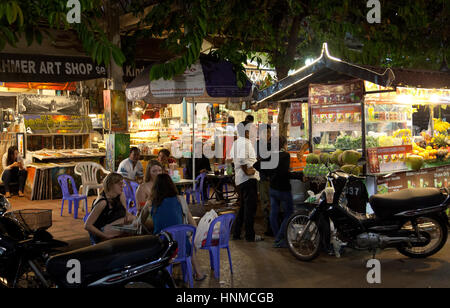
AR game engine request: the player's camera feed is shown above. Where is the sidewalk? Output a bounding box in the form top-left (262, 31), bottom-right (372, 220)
top-left (8, 195), bottom-right (95, 248)
top-left (4, 194), bottom-right (450, 288)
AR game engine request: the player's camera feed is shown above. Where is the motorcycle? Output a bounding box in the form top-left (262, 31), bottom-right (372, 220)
top-left (0, 196), bottom-right (178, 288)
top-left (286, 162), bottom-right (449, 261)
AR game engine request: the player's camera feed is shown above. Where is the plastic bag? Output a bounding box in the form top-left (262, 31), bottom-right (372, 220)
top-left (304, 190), bottom-right (323, 204)
top-left (194, 209), bottom-right (220, 249)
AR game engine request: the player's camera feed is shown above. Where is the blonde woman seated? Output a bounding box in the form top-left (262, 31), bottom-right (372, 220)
top-left (85, 172), bottom-right (136, 245)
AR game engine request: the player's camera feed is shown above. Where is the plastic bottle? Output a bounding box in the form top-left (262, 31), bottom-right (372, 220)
top-left (226, 163), bottom-right (233, 175)
top-left (330, 235), bottom-right (341, 258)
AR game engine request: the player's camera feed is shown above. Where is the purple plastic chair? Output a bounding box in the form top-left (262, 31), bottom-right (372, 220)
top-left (200, 213), bottom-right (235, 280)
top-left (185, 173), bottom-right (207, 205)
top-left (57, 175), bottom-right (89, 221)
top-left (123, 180), bottom-right (138, 215)
top-left (162, 224), bottom-right (197, 288)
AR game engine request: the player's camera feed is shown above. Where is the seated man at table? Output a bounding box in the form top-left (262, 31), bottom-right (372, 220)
top-left (117, 147), bottom-right (144, 183)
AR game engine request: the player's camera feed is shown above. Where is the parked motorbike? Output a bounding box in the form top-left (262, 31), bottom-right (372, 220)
top-left (286, 162), bottom-right (449, 261)
top-left (0, 196), bottom-right (178, 288)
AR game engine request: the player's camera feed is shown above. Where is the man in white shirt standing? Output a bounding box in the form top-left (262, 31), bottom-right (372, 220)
top-left (117, 147), bottom-right (144, 183)
top-left (230, 121), bottom-right (263, 242)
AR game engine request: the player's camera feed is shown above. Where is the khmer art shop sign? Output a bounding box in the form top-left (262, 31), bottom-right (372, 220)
top-left (0, 53), bottom-right (153, 83)
top-left (0, 53), bottom-right (107, 82)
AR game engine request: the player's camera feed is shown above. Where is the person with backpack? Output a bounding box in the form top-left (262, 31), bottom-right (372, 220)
top-left (84, 172), bottom-right (136, 245)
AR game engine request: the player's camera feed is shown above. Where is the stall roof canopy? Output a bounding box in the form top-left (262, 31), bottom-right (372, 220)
top-left (254, 43), bottom-right (450, 104)
top-left (360, 65), bottom-right (450, 90)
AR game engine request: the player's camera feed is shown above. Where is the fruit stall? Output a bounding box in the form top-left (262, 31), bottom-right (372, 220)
top-left (303, 79), bottom-right (450, 196)
top-left (254, 44), bottom-right (450, 199)
top-left (364, 84), bottom-right (450, 195)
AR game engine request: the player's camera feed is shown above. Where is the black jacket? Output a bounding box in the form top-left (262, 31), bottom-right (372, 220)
top-left (254, 151), bottom-right (302, 192)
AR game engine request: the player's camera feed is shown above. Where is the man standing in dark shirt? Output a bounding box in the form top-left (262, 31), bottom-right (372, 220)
top-left (254, 136), bottom-right (294, 248)
top-left (256, 124), bottom-right (273, 236)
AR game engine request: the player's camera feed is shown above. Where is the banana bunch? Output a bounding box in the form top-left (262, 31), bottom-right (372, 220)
top-left (433, 118), bottom-right (450, 133)
top-left (393, 129), bottom-right (411, 144)
top-left (412, 141), bottom-right (425, 152)
top-left (431, 133), bottom-right (448, 148)
top-left (393, 128), bottom-right (411, 137)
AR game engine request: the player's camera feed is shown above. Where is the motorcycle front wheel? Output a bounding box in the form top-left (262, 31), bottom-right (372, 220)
top-left (396, 215), bottom-right (448, 258)
top-left (286, 209), bottom-right (321, 261)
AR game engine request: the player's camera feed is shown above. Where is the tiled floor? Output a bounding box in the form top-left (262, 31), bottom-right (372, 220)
top-left (9, 194), bottom-right (94, 247)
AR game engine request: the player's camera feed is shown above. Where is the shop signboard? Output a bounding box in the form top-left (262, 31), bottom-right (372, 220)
top-left (122, 60), bottom-right (154, 83)
top-left (0, 53), bottom-right (107, 82)
top-left (309, 79), bottom-right (365, 106)
top-left (376, 173), bottom-right (405, 194)
top-left (17, 94), bottom-right (86, 115)
top-left (105, 134), bottom-right (115, 172)
top-left (103, 90), bottom-right (127, 132)
top-left (24, 114), bottom-right (92, 134)
top-left (0, 53), bottom-right (154, 83)
top-left (431, 166), bottom-right (450, 188)
top-left (405, 169), bottom-right (436, 189)
top-left (376, 166), bottom-right (450, 194)
top-left (367, 145), bottom-right (412, 174)
top-left (105, 133), bottom-right (130, 172)
top-left (311, 105), bottom-right (361, 132)
top-left (150, 62), bottom-right (205, 98)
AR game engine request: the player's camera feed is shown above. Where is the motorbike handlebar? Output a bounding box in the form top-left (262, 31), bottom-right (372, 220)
top-left (159, 231), bottom-right (174, 244)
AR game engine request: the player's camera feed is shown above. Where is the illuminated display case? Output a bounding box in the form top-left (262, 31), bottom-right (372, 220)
top-left (306, 79), bottom-right (450, 194)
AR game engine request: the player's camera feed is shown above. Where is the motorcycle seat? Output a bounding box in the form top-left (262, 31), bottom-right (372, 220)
top-left (369, 188), bottom-right (445, 218)
top-left (46, 235), bottom-right (167, 287)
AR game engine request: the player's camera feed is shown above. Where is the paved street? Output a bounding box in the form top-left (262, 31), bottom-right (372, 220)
top-left (9, 195), bottom-right (450, 288)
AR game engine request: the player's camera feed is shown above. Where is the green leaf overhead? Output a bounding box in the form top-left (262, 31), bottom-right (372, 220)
top-left (0, 0), bottom-right (446, 94)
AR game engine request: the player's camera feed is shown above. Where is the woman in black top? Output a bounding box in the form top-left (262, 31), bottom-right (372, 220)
top-left (2, 146), bottom-right (28, 198)
top-left (254, 136), bottom-right (294, 248)
top-left (84, 172), bottom-right (136, 244)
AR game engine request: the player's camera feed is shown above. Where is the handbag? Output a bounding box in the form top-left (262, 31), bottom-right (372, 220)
top-left (194, 209), bottom-right (220, 249)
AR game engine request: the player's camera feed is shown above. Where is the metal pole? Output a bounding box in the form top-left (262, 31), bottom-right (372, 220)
top-left (361, 97), bottom-right (367, 174)
top-left (192, 99), bottom-right (196, 193)
top-left (183, 98), bottom-right (188, 124)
